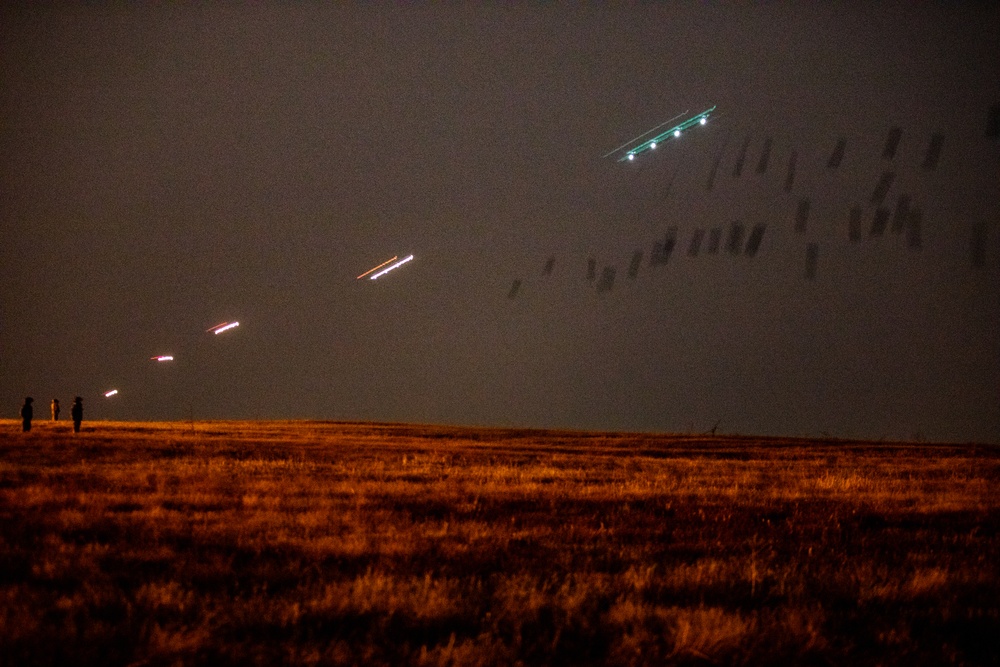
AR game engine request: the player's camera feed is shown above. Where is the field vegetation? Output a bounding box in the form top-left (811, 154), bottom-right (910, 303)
top-left (1, 419), bottom-right (998, 665)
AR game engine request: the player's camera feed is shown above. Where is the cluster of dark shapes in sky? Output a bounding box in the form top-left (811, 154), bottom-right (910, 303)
top-left (507, 115), bottom-right (998, 299)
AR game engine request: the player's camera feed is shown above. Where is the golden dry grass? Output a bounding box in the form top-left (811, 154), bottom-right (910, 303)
top-left (1, 419), bottom-right (998, 665)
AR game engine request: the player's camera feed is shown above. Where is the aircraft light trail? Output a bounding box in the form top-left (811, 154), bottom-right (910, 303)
top-left (370, 254), bottom-right (414, 280)
top-left (612, 106), bottom-right (717, 162)
top-left (601, 111), bottom-right (686, 158)
top-left (357, 256), bottom-right (398, 280)
top-left (104, 389), bottom-right (119, 398)
top-left (208, 321), bottom-right (240, 335)
top-left (151, 355), bottom-right (174, 362)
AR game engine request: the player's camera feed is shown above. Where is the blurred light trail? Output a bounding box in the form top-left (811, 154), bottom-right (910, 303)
top-left (208, 321), bottom-right (240, 335)
top-left (370, 254), bottom-right (414, 280)
top-left (151, 355), bottom-right (174, 362)
top-left (610, 106), bottom-right (717, 162)
top-left (357, 256), bottom-right (398, 279)
top-left (104, 389), bottom-right (119, 398)
top-left (601, 111), bottom-right (686, 158)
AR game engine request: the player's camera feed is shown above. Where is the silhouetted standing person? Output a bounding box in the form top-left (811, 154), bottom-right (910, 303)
top-left (71, 396), bottom-right (83, 433)
top-left (20, 397), bottom-right (33, 432)
top-left (51, 398), bottom-right (60, 421)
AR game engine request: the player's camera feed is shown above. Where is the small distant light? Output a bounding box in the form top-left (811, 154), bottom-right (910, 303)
top-left (674, 130), bottom-right (681, 137)
top-left (104, 389), bottom-right (119, 398)
top-left (650, 142), bottom-right (657, 150)
top-left (700, 117), bottom-right (707, 125)
top-left (627, 153), bottom-right (634, 161)
top-left (151, 355), bottom-right (174, 362)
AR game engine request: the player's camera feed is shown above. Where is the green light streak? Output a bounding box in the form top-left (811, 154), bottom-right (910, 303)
top-left (617, 106), bottom-right (717, 162)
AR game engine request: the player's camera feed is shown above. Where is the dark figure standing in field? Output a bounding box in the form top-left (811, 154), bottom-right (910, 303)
top-left (71, 396), bottom-right (83, 433)
top-left (20, 397), bottom-right (33, 432)
top-left (51, 398), bottom-right (60, 421)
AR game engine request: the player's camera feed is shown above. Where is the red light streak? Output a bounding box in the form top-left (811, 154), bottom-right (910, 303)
top-left (357, 256), bottom-right (398, 280)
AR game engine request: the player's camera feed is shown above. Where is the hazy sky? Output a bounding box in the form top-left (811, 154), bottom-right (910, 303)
top-left (2, 4), bottom-right (998, 442)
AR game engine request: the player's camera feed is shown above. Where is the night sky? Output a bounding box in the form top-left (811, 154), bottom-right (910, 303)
top-left (2, 4), bottom-right (998, 442)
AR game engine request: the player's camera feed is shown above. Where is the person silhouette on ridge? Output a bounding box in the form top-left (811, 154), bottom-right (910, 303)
top-left (20, 397), bottom-right (33, 432)
top-left (71, 396), bottom-right (83, 433)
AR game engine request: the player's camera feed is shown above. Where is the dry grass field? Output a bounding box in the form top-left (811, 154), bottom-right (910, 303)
top-left (0, 419), bottom-right (997, 666)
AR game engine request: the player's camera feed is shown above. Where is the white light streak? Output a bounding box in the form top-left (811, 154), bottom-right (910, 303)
top-left (369, 254), bottom-right (414, 280)
top-left (208, 321), bottom-right (240, 335)
top-left (357, 256), bottom-right (398, 280)
top-left (151, 355), bottom-right (174, 362)
top-left (104, 389), bottom-right (119, 398)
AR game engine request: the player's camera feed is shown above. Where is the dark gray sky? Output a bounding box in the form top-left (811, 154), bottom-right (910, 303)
top-left (2, 4), bottom-right (998, 442)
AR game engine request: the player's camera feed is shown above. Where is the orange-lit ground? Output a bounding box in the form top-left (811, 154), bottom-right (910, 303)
top-left (1, 420), bottom-right (997, 665)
